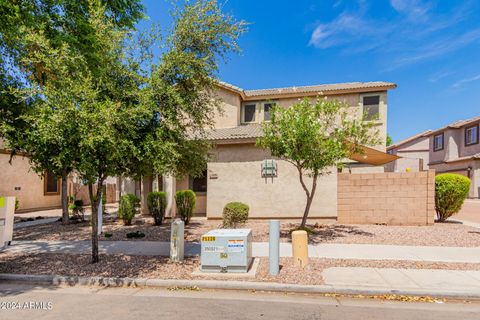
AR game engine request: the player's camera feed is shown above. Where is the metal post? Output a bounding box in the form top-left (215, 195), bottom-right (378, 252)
top-left (269, 219), bottom-right (280, 275)
top-left (97, 194), bottom-right (103, 235)
top-left (170, 219), bottom-right (184, 262)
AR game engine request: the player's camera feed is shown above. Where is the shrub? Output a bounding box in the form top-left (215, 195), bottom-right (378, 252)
top-left (175, 190), bottom-right (196, 224)
top-left (126, 231), bottom-right (145, 239)
top-left (147, 192), bottom-right (167, 225)
top-left (15, 198), bottom-right (19, 211)
top-left (118, 194), bottom-right (140, 225)
top-left (222, 202), bottom-right (249, 228)
top-left (435, 173), bottom-right (471, 222)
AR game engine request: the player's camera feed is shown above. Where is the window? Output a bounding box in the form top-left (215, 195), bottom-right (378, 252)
top-left (190, 170), bottom-right (207, 193)
top-left (465, 124), bottom-right (479, 146)
top-left (242, 104), bottom-right (256, 123)
top-left (44, 171), bottom-right (59, 195)
top-left (362, 95), bottom-right (380, 121)
top-left (433, 133), bottom-right (444, 151)
top-left (263, 103), bottom-right (273, 121)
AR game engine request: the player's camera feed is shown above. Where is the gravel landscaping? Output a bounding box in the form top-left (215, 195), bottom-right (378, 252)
top-left (13, 216), bottom-right (480, 247)
top-left (1, 253), bottom-right (480, 285)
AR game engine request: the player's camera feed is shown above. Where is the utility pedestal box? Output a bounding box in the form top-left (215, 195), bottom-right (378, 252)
top-left (201, 229), bottom-right (252, 273)
top-left (0, 197), bottom-right (15, 249)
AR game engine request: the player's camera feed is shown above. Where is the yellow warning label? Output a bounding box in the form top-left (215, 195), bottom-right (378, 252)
top-left (202, 236), bottom-right (216, 242)
top-left (0, 197), bottom-right (4, 208)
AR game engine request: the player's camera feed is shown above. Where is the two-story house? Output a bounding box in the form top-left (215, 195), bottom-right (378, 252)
top-left (148, 81), bottom-right (397, 219)
top-left (428, 117), bottom-right (480, 198)
top-left (387, 116), bottom-right (480, 199)
top-left (385, 130), bottom-right (432, 172)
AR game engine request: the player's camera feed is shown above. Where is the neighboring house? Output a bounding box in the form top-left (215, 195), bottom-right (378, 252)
top-left (139, 81), bottom-right (397, 219)
top-left (387, 116), bottom-right (480, 198)
top-left (428, 117), bottom-right (480, 199)
top-left (0, 139), bottom-right (119, 212)
top-left (385, 130), bottom-right (432, 172)
top-left (0, 139), bottom-right (61, 212)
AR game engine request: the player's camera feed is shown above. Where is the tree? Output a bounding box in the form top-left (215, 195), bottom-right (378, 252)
top-left (257, 98), bottom-right (380, 228)
top-left (386, 134), bottom-right (393, 146)
top-left (0, 0), bottom-right (144, 224)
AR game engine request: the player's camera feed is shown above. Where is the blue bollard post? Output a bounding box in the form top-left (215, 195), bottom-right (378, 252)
top-left (269, 219), bottom-right (280, 276)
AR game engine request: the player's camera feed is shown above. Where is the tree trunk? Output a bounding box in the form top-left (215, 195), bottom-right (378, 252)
top-left (88, 183), bottom-right (99, 263)
top-left (61, 170), bottom-right (69, 225)
top-left (298, 168), bottom-right (319, 228)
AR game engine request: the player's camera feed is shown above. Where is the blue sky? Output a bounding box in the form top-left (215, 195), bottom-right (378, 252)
top-left (140, 0), bottom-right (480, 142)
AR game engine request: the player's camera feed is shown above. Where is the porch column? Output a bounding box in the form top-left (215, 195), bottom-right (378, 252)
top-left (141, 176), bottom-right (153, 215)
top-left (164, 175), bottom-right (176, 218)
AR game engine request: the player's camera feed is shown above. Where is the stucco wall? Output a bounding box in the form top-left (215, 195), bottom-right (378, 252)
top-left (275, 92), bottom-right (388, 151)
top-left (337, 171), bottom-right (435, 225)
top-left (175, 176), bottom-right (207, 215)
top-left (206, 143), bottom-right (337, 219)
top-left (460, 121), bottom-right (480, 157)
top-left (0, 153), bottom-right (61, 211)
top-left (386, 135), bottom-right (430, 172)
top-left (207, 161), bottom-right (337, 219)
top-left (212, 88), bottom-right (241, 129)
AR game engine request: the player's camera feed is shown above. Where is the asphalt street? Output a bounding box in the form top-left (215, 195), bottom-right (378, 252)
top-left (1, 282), bottom-right (479, 320)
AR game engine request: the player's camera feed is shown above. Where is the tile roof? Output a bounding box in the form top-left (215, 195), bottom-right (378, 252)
top-left (244, 82), bottom-right (396, 97)
top-left (387, 130), bottom-right (432, 150)
top-left (430, 116), bottom-right (480, 134)
top-left (216, 81), bottom-right (397, 99)
top-left (205, 124), bottom-right (263, 141)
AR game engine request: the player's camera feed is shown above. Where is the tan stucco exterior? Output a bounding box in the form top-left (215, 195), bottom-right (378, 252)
top-left (388, 118), bottom-right (479, 198)
top-left (0, 152), bottom-right (61, 211)
top-left (206, 143), bottom-right (337, 219)
top-left (386, 133), bottom-right (430, 173)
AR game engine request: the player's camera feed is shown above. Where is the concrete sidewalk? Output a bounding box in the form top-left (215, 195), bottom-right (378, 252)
top-left (322, 267), bottom-right (480, 297)
top-left (5, 240), bottom-right (480, 263)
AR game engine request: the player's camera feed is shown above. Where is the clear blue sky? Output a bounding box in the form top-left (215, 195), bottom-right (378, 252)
top-left (140, 0), bottom-right (480, 142)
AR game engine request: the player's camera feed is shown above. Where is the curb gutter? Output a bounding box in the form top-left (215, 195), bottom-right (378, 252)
top-left (1, 273), bottom-right (479, 300)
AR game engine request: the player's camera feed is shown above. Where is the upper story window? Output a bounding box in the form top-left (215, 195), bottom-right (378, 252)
top-left (433, 133), bottom-right (444, 152)
top-left (362, 95), bottom-right (380, 121)
top-left (263, 103), bottom-right (273, 121)
top-left (242, 104), bottom-right (256, 123)
top-left (465, 124), bottom-right (479, 146)
top-left (241, 102), bottom-right (275, 124)
top-left (44, 171), bottom-right (59, 195)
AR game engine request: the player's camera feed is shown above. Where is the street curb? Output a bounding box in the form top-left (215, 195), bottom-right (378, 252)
top-left (1, 273), bottom-right (480, 300)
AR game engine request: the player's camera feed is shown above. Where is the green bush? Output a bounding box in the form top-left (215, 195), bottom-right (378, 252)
top-left (118, 194), bottom-right (140, 225)
top-left (435, 173), bottom-right (471, 222)
top-left (15, 198), bottom-right (19, 211)
top-left (126, 231), bottom-right (145, 239)
top-left (148, 192), bottom-right (167, 225)
top-left (175, 190), bottom-right (196, 225)
top-left (222, 202), bottom-right (249, 228)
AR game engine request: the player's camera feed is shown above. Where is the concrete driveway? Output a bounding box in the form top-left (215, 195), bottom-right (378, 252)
top-left (455, 199), bottom-right (480, 223)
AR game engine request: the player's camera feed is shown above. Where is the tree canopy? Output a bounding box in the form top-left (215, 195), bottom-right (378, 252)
top-left (257, 98), bottom-right (380, 227)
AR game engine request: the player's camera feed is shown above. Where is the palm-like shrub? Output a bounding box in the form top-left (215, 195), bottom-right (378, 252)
top-left (147, 191), bottom-right (167, 225)
top-left (435, 173), bottom-right (470, 222)
top-left (175, 190), bottom-right (196, 224)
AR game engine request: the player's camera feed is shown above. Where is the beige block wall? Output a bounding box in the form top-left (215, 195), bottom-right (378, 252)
top-left (337, 170), bottom-right (435, 225)
top-left (206, 160), bottom-right (337, 219)
top-left (0, 153), bottom-right (61, 211)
